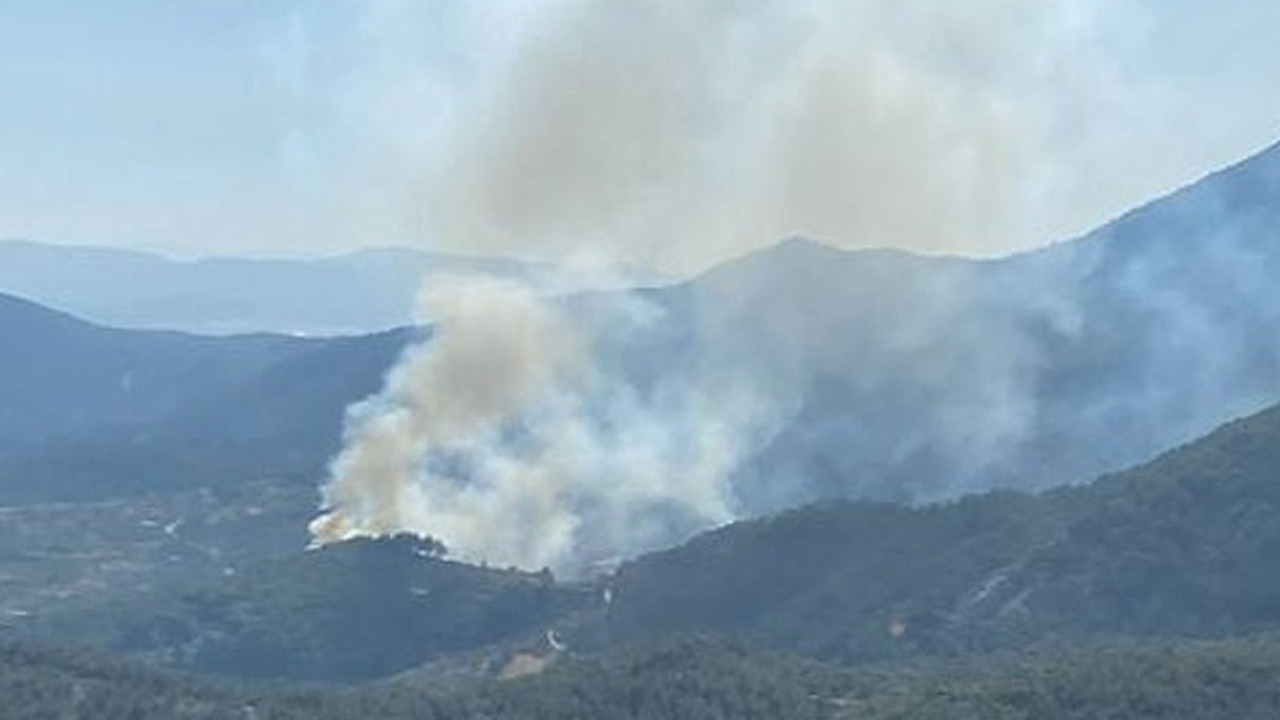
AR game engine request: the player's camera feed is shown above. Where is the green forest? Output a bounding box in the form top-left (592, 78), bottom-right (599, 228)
top-left (5, 6), bottom-right (1280, 718)
top-left (4, 634), bottom-right (1280, 720)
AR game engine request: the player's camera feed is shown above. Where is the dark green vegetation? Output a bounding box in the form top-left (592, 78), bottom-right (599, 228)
top-left (14, 535), bottom-right (594, 683)
top-left (593, 401), bottom-right (1280, 663)
top-left (0, 636), bottom-right (826, 720)
top-left (4, 634), bottom-right (1280, 720)
top-left (0, 292), bottom-right (409, 503)
top-left (823, 635), bottom-right (1280, 720)
top-left (7, 397), bottom-right (1279, 688)
top-left (152, 536), bottom-right (589, 682)
top-left (0, 481), bottom-right (314, 641)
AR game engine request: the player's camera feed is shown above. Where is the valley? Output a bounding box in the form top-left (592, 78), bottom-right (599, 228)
top-left (5, 2), bottom-right (1279, 715)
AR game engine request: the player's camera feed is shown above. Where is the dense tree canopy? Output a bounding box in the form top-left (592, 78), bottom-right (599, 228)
top-left (5, 634), bottom-right (1280, 720)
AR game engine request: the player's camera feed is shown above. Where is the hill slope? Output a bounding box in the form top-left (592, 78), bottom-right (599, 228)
top-left (6, 140), bottom-right (1280, 515)
top-left (591, 400), bottom-right (1280, 663)
top-left (0, 292), bottom-right (409, 502)
top-left (3, 634), bottom-right (1280, 720)
top-left (9, 399), bottom-right (1280, 684)
top-left (3, 139), bottom-right (1280, 565)
top-left (602, 138), bottom-right (1280, 512)
top-left (10, 534), bottom-right (594, 683)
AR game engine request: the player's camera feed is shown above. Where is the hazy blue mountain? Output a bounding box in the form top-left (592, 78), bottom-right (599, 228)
top-left (0, 292), bottom-right (305, 444)
top-left (0, 242), bottom-right (664, 336)
top-left (3, 138), bottom-right (1279, 539)
top-left (0, 292), bottom-right (409, 502)
top-left (602, 138), bottom-right (1280, 513)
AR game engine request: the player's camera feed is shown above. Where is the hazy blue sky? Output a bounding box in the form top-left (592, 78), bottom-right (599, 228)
top-left (2, 1), bottom-right (1278, 272)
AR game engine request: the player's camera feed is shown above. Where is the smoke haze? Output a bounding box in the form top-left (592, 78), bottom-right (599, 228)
top-left (312, 280), bottom-right (774, 572)
top-left (335, 0), bottom-right (1280, 273)
top-left (8, 2), bottom-right (1280, 261)
top-left (311, 1), bottom-right (1280, 572)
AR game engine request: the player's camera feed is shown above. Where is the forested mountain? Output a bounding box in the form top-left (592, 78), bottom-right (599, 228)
top-left (0, 291), bottom-right (409, 502)
top-left (630, 138), bottom-right (1280, 513)
top-left (17, 535), bottom-right (592, 683)
top-left (4, 634), bottom-right (1280, 720)
top-left (6, 398), bottom-right (1278, 685)
top-left (0, 292), bottom-right (304, 446)
top-left (6, 3), bottom-right (1277, 715)
top-left (2, 139), bottom-right (1279, 696)
top-left (591, 400), bottom-right (1280, 662)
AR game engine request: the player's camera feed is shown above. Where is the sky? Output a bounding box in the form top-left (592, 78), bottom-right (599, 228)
top-left (1, 1), bottom-right (1278, 274)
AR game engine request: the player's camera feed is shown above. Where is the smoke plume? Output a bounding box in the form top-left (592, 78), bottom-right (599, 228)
top-left (312, 279), bottom-right (770, 572)
top-left (311, 1), bottom-right (1280, 572)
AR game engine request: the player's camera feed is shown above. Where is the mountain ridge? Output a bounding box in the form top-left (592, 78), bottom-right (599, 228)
top-left (0, 239), bottom-right (666, 336)
top-left (0, 289), bottom-right (411, 502)
top-left (586, 399), bottom-right (1280, 664)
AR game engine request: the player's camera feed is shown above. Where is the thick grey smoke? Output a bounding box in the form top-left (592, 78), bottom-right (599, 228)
top-left (312, 279), bottom-right (771, 572)
top-left (311, 279), bottom-right (581, 547)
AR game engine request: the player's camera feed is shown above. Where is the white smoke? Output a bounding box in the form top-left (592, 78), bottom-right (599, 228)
top-left (311, 278), bottom-right (767, 573)
top-left (335, 0), bottom-right (1278, 274)
top-left (309, 0), bottom-right (1280, 572)
top-left (310, 0), bottom-right (1115, 570)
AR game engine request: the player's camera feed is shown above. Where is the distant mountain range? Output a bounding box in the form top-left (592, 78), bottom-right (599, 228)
top-left (0, 242), bottom-right (666, 335)
top-left (613, 137), bottom-right (1280, 512)
top-left (3, 139), bottom-right (1280, 521)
